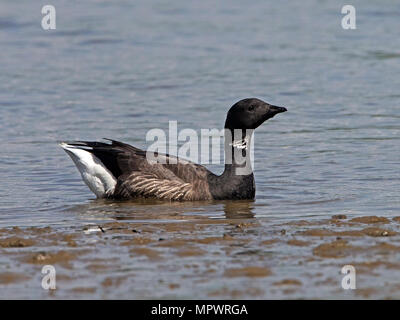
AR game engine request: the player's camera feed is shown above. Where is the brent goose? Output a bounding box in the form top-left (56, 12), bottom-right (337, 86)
top-left (60, 98), bottom-right (286, 200)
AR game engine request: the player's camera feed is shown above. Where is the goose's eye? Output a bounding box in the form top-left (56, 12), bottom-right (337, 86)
top-left (248, 105), bottom-right (255, 111)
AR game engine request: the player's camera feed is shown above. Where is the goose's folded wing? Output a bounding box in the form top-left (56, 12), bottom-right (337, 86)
top-left (105, 139), bottom-right (214, 184)
top-left (160, 157), bottom-right (213, 183)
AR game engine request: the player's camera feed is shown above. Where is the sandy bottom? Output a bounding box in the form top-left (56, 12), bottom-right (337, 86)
top-left (1, 210), bottom-right (400, 299)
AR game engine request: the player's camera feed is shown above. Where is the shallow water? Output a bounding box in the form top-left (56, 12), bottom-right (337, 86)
top-left (0, 0), bottom-right (399, 299)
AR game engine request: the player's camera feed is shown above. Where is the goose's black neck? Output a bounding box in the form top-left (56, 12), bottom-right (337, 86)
top-left (207, 128), bottom-right (255, 200)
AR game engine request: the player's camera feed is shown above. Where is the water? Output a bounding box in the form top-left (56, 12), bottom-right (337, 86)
top-left (0, 0), bottom-right (399, 299)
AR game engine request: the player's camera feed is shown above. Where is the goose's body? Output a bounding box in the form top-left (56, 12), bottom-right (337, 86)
top-left (60, 98), bottom-right (286, 201)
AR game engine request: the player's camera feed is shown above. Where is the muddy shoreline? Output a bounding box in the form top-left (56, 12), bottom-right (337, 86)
top-left (1, 212), bottom-right (400, 299)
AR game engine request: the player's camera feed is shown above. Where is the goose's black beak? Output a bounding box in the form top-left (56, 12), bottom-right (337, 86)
top-left (269, 105), bottom-right (287, 115)
top-left (264, 104), bottom-right (287, 120)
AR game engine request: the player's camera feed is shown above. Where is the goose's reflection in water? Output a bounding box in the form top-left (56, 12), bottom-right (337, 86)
top-left (223, 201), bottom-right (255, 219)
top-left (68, 198), bottom-right (255, 223)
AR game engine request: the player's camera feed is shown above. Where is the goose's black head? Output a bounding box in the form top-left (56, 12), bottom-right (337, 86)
top-left (224, 98), bottom-right (287, 130)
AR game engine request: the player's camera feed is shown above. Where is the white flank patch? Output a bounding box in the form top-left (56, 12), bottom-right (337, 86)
top-left (60, 142), bottom-right (117, 198)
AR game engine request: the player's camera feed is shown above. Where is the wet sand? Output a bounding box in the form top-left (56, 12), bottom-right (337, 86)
top-left (1, 201), bottom-right (400, 299)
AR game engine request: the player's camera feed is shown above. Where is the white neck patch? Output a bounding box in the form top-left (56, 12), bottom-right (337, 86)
top-left (230, 137), bottom-right (249, 150)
